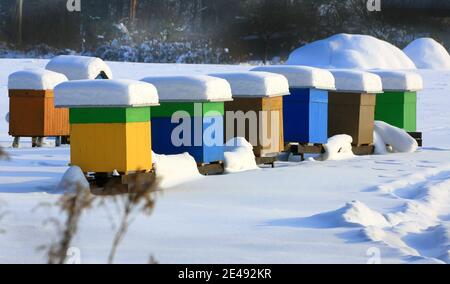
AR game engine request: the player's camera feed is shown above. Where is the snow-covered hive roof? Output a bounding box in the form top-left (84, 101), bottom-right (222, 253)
top-left (140, 75), bottom-right (232, 102)
top-left (369, 70), bottom-right (423, 92)
top-left (403, 38), bottom-right (450, 70)
top-left (8, 69), bottom-right (68, 90)
top-left (46, 55), bottom-right (113, 80)
top-left (54, 79), bottom-right (159, 108)
top-left (208, 72), bottom-right (290, 98)
top-left (250, 65), bottom-right (335, 90)
top-left (330, 69), bottom-right (383, 93)
top-left (286, 34), bottom-right (417, 70)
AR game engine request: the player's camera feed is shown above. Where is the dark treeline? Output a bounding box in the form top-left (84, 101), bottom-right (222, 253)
top-left (0, 0), bottom-right (449, 63)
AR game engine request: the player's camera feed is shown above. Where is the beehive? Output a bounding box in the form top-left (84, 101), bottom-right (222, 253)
top-left (251, 66), bottom-right (335, 144)
top-left (371, 70), bottom-right (423, 132)
top-left (328, 70), bottom-right (383, 146)
top-left (46, 55), bottom-right (113, 80)
top-left (141, 75), bottom-right (232, 164)
top-left (8, 69), bottom-right (69, 138)
top-left (210, 72), bottom-right (289, 157)
top-left (54, 79), bottom-right (159, 174)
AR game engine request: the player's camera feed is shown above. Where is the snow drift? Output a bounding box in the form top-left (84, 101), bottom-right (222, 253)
top-left (224, 138), bottom-right (259, 173)
top-left (403, 38), bottom-right (450, 70)
top-left (319, 135), bottom-right (355, 161)
top-left (286, 34), bottom-right (416, 70)
top-left (152, 152), bottom-right (202, 188)
top-left (56, 166), bottom-right (90, 193)
top-left (374, 121), bottom-right (418, 153)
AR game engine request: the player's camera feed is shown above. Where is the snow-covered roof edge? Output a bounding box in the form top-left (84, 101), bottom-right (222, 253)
top-left (208, 72), bottom-right (290, 98)
top-left (54, 79), bottom-right (159, 108)
top-left (250, 65), bottom-right (335, 90)
top-left (329, 69), bottom-right (383, 93)
top-left (46, 55), bottom-right (113, 80)
top-left (140, 75), bottom-right (233, 102)
top-left (369, 70), bottom-right (423, 92)
top-left (8, 69), bottom-right (68, 91)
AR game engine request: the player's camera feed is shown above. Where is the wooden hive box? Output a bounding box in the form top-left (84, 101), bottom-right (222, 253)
top-left (211, 72), bottom-right (289, 157)
top-left (141, 75), bottom-right (233, 164)
top-left (371, 70), bottom-right (423, 132)
top-left (328, 70), bottom-right (383, 146)
top-left (250, 66), bottom-right (336, 145)
top-left (8, 69), bottom-right (69, 138)
top-left (54, 80), bottom-right (159, 174)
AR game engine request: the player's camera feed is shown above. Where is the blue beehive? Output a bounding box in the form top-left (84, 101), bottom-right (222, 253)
top-left (141, 75), bottom-right (233, 164)
top-left (251, 66), bottom-right (335, 144)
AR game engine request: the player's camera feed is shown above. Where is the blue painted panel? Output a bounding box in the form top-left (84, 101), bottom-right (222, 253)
top-left (283, 88), bottom-right (328, 144)
top-left (151, 116), bottom-right (224, 164)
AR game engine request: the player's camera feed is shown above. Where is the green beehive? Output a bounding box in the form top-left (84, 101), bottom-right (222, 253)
top-left (372, 71), bottom-right (423, 132)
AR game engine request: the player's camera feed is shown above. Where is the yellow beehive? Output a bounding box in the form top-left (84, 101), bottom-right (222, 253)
top-left (54, 80), bottom-right (159, 174)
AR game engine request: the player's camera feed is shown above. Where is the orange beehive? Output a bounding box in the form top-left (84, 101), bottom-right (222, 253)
top-left (8, 69), bottom-right (69, 140)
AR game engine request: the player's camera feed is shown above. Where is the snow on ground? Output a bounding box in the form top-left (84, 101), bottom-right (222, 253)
top-left (0, 59), bottom-right (450, 264)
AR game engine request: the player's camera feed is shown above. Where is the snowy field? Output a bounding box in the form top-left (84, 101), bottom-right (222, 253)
top-left (0, 59), bottom-right (449, 264)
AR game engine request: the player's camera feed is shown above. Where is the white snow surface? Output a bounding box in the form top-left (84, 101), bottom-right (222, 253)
top-left (286, 34), bottom-right (417, 70)
top-left (54, 79), bottom-right (159, 107)
top-left (46, 55), bottom-right (114, 80)
top-left (8, 69), bottom-right (68, 90)
top-left (374, 121), bottom-right (418, 153)
top-left (250, 65), bottom-right (335, 90)
top-left (369, 70), bottom-right (423, 92)
top-left (0, 58), bottom-right (450, 264)
top-left (141, 75), bottom-right (232, 102)
top-left (209, 72), bottom-right (289, 98)
top-left (223, 138), bottom-right (259, 173)
top-left (152, 152), bottom-right (202, 189)
top-left (330, 69), bottom-right (383, 93)
top-left (403, 38), bottom-right (450, 70)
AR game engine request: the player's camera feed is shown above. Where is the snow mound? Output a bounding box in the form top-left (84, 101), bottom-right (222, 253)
top-left (369, 70), bottom-right (423, 92)
top-left (330, 69), bottom-right (382, 93)
top-left (54, 79), bottom-right (159, 107)
top-left (209, 72), bottom-right (289, 97)
top-left (141, 75), bottom-right (232, 102)
top-left (304, 201), bottom-right (390, 228)
top-left (250, 65), bottom-right (335, 90)
top-left (224, 138), bottom-right (259, 173)
top-left (403, 38), bottom-right (450, 70)
top-left (374, 121), bottom-right (418, 153)
top-left (56, 166), bottom-right (89, 193)
top-left (46, 55), bottom-right (113, 80)
top-left (8, 69), bottom-right (68, 90)
top-left (286, 34), bottom-right (416, 70)
top-left (152, 152), bottom-right (202, 188)
top-left (319, 135), bottom-right (355, 161)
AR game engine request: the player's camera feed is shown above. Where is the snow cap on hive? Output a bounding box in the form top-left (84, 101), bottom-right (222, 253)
top-left (46, 55), bottom-right (113, 80)
top-left (8, 69), bottom-right (68, 90)
top-left (208, 71), bottom-right (289, 98)
top-left (54, 79), bottom-right (159, 108)
top-left (329, 69), bottom-right (383, 93)
top-left (369, 70), bottom-right (423, 92)
top-left (140, 75), bottom-right (232, 102)
top-left (250, 65), bottom-right (335, 90)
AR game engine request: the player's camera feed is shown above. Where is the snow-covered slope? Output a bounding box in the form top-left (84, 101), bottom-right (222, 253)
top-left (286, 34), bottom-right (416, 70)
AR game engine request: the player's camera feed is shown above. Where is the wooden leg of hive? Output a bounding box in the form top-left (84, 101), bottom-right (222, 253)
top-left (31, 137), bottom-right (37, 148)
top-left (12, 137), bottom-right (20, 148)
top-left (55, 136), bottom-right (61, 147)
top-left (36, 137), bottom-right (44, 148)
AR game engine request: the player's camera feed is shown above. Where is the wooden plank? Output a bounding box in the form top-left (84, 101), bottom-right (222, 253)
top-left (352, 144), bottom-right (375, 156)
top-left (70, 107), bottom-right (151, 124)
